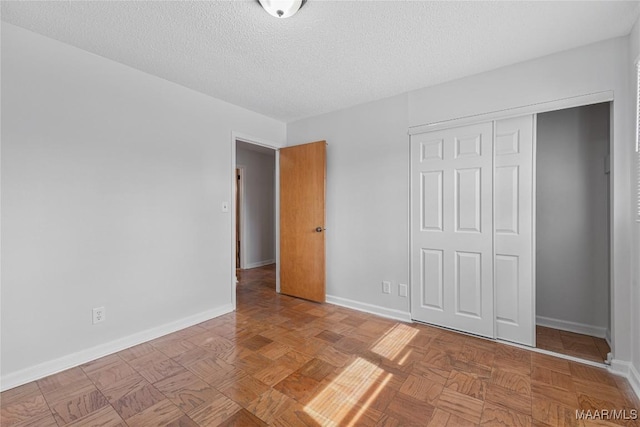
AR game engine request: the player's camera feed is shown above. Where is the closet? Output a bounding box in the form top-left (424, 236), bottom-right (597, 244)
top-left (410, 104), bottom-right (611, 353)
top-left (410, 115), bottom-right (535, 346)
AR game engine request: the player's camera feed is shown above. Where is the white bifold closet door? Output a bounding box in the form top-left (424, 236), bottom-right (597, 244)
top-left (410, 122), bottom-right (495, 338)
top-left (493, 115), bottom-right (534, 346)
top-left (410, 115), bottom-right (534, 346)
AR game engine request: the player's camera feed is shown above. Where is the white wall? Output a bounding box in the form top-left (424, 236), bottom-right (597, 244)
top-left (0, 23), bottom-right (285, 388)
top-left (287, 94), bottom-right (410, 316)
top-left (236, 145), bottom-right (276, 268)
top-left (536, 103), bottom-right (610, 334)
top-left (289, 36), bottom-right (634, 365)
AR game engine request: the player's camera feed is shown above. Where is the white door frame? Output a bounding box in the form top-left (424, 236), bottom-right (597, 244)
top-left (231, 132), bottom-right (282, 310)
top-left (408, 90), bottom-right (615, 352)
top-left (236, 165), bottom-right (246, 270)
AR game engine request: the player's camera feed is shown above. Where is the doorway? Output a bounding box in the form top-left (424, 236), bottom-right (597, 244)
top-left (230, 134), bottom-right (328, 309)
top-left (235, 140), bottom-right (277, 274)
top-left (535, 102), bottom-right (611, 363)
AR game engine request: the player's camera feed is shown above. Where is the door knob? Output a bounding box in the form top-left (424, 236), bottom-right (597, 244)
top-left (315, 227), bottom-right (324, 232)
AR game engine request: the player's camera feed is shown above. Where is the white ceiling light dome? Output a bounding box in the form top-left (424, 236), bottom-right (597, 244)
top-left (258, 0), bottom-right (306, 18)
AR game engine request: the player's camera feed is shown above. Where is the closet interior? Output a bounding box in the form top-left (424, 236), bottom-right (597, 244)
top-left (535, 103), bottom-right (611, 363)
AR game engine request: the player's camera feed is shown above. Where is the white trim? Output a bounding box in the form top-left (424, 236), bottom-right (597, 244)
top-left (609, 359), bottom-right (640, 401)
top-left (605, 328), bottom-right (612, 348)
top-left (244, 259), bottom-right (275, 269)
top-left (326, 295), bottom-right (412, 323)
top-left (610, 358), bottom-right (630, 375)
top-left (531, 113), bottom-right (538, 347)
top-left (275, 152), bottom-right (281, 294)
top-left (231, 135), bottom-right (238, 310)
top-left (605, 102), bottom-right (617, 360)
top-left (536, 315), bottom-right (607, 339)
top-left (0, 305), bottom-right (233, 392)
top-left (406, 134), bottom-right (412, 315)
top-left (408, 91), bottom-right (613, 135)
top-left (491, 120), bottom-right (497, 341)
top-left (236, 165), bottom-right (247, 270)
top-left (636, 60), bottom-right (639, 152)
top-left (233, 132), bottom-right (285, 151)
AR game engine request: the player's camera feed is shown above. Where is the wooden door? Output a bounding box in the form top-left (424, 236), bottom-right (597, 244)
top-left (280, 141), bottom-right (326, 302)
top-left (494, 115), bottom-right (534, 346)
top-left (410, 123), bottom-right (494, 338)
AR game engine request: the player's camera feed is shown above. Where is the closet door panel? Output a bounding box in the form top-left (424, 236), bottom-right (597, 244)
top-left (495, 165), bottom-right (519, 234)
top-left (494, 115), bottom-right (535, 346)
top-left (495, 254), bottom-right (519, 323)
top-left (421, 171), bottom-right (443, 231)
top-left (411, 122), bottom-right (494, 338)
top-left (421, 249), bottom-right (444, 309)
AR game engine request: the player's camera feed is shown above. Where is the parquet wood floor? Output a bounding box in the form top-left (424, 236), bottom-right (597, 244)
top-left (536, 326), bottom-right (611, 364)
top-left (2, 264), bottom-right (638, 426)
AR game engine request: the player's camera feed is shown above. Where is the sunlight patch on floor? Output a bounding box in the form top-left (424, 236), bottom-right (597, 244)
top-left (396, 346), bottom-right (414, 365)
top-left (304, 357), bottom-right (384, 426)
top-left (342, 372), bottom-right (393, 427)
top-left (370, 323), bottom-right (418, 362)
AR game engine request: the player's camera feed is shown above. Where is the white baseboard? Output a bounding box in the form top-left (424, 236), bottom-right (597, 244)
top-left (609, 359), bottom-right (640, 401)
top-left (326, 295), bottom-right (411, 323)
top-left (605, 328), bottom-right (612, 347)
top-left (536, 315), bottom-right (607, 338)
top-left (244, 259), bottom-right (275, 269)
top-left (0, 304), bottom-right (233, 392)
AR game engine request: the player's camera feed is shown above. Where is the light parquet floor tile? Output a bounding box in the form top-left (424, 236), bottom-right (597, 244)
top-left (1, 264), bottom-right (638, 426)
top-left (537, 326), bottom-right (611, 364)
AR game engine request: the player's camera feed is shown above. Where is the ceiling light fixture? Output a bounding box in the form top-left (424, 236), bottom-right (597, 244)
top-left (258, 0), bottom-right (306, 18)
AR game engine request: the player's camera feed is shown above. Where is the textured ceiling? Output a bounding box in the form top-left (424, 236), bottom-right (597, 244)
top-left (2, 1), bottom-right (639, 123)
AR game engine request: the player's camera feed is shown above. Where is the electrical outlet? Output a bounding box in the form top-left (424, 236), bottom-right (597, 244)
top-left (399, 283), bottom-right (408, 297)
top-left (93, 307), bottom-right (105, 324)
top-left (382, 281), bottom-right (391, 294)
